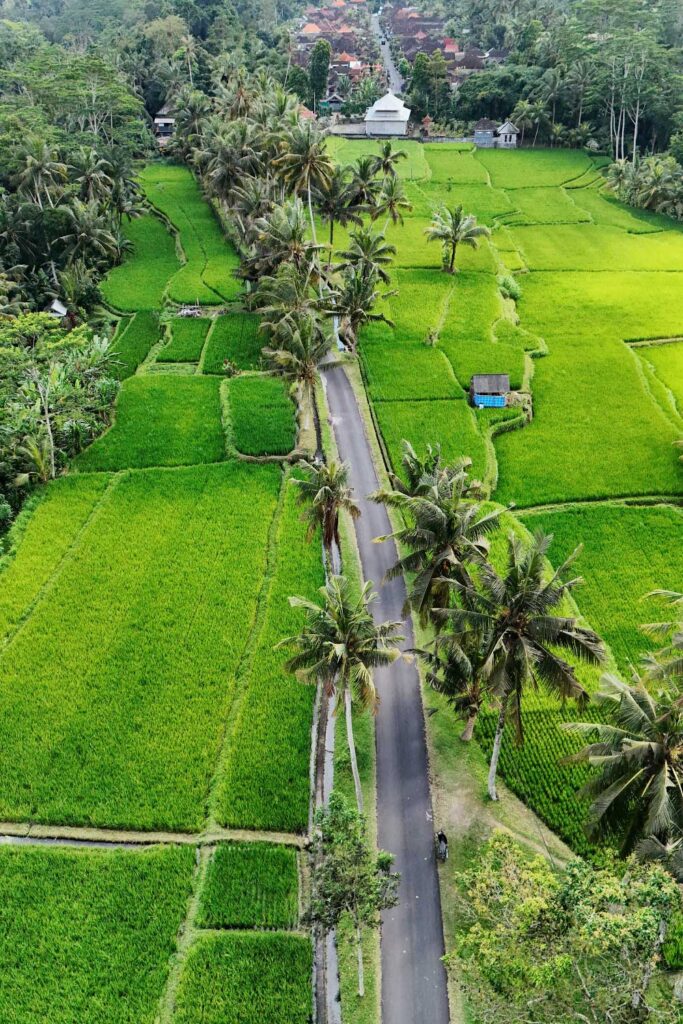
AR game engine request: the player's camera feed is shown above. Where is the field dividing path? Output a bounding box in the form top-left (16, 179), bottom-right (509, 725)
top-left (323, 364), bottom-right (450, 1024)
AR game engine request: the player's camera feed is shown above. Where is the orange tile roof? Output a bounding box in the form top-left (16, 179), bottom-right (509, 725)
top-left (301, 21), bottom-right (321, 33)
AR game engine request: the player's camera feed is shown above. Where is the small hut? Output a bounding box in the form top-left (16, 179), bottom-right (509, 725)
top-left (470, 373), bottom-right (510, 408)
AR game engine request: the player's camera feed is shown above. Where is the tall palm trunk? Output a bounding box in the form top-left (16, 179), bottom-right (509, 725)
top-left (311, 384), bottom-right (324, 460)
top-left (449, 240), bottom-right (457, 273)
top-left (460, 712), bottom-right (477, 742)
top-left (345, 686), bottom-right (364, 813)
top-left (487, 696), bottom-right (508, 801)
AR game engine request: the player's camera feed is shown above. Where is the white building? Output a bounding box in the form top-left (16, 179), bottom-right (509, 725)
top-left (364, 92), bottom-right (410, 136)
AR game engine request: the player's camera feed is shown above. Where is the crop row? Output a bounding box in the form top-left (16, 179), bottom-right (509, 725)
top-left (0, 843), bottom-right (194, 1024)
top-left (101, 213), bottom-right (179, 312)
top-left (110, 310), bottom-right (159, 378)
top-left (203, 313), bottom-right (263, 373)
top-left (174, 931), bottom-right (311, 1024)
top-left (218, 471), bottom-right (325, 833)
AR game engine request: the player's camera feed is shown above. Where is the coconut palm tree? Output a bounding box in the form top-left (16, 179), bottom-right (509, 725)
top-left (416, 628), bottom-right (489, 741)
top-left (336, 227), bottom-right (397, 284)
top-left (58, 200), bottom-right (118, 265)
top-left (424, 205), bottom-right (490, 273)
top-left (291, 458), bottom-right (360, 564)
top-left (72, 148), bottom-right (114, 204)
top-left (14, 140), bottom-right (68, 210)
top-left (280, 575), bottom-right (403, 811)
top-left (372, 140), bottom-right (408, 178)
top-left (440, 531), bottom-right (605, 800)
top-left (323, 265), bottom-right (394, 352)
top-left (511, 99), bottom-right (535, 146)
top-left (563, 672), bottom-right (683, 860)
top-left (565, 58), bottom-right (593, 126)
top-left (261, 312), bottom-right (330, 455)
top-left (348, 155), bottom-right (383, 211)
top-left (248, 197), bottom-right (324, 279)
top-left (535, 66), bottom-right (564, 125)
top-left (372, 175), bottom-right (413, 232)
top-left (312, 164), bottom-right (362, 248)
top-left (641, 590), bottom-right (683, 681)
top-left (274, 121), bottom-right (334, 245)
top-left (371, 461), bottom-right (502, 623)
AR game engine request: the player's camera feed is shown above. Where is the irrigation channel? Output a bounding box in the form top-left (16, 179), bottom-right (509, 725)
top-left (323, 363), bottom-right (450, 1024)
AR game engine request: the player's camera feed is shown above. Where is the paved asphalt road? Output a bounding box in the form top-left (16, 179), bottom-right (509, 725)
top-left (323, 364), bottom-right (450, 1024)
top-left (371, 13), bottom-right (404, 93)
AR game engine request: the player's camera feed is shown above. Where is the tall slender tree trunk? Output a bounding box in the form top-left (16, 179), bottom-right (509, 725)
top-left (487, 696), bottom-right (508, 801)
top-left (311, 384), bottom-right (324, 460)
top-left (356, 919), bottom-right (365, 996)
top-left (460, 713), bottom-right (477, 742)
top-left (344, 686), bottom-right (364, 813)
top-left (449, 240), bottom-right (457, 272)
top-left (39, 380), bottom-right (56, 480)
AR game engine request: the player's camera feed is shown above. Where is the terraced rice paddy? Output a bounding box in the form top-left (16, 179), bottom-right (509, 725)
top-left (0, 158), bottom-right (317, 1023)
top-left (327, 141), bottom-right (683, 854)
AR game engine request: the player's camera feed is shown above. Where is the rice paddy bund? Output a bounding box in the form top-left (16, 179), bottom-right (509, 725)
top-left (325, 141), bottom-right (683, 855)
top-left (0, 162), bottom-right (317, 1023)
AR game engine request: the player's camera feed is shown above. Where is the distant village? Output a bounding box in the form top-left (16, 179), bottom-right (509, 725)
top-left (155, 2), bottom-right (518, 144)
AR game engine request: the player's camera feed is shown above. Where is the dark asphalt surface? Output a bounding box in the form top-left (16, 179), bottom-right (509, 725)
top-left (324, 364), bottom-right (450, 1024)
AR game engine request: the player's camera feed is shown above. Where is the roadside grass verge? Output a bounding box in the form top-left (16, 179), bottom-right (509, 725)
top-left (110, 310), bottom-right (160, 379)
top-left (229, 375), bottom-right (297, 456)
top-left (101, 214), bottom-right (179, 311)
top-left (0, 462), bottom-right (281, 830)
top-left (217, 470), bottom-right (324, 833)
top-left (173, 931), bottom-right (312, 1024)
top-left (0, 843), bottom-right (194, 1024)
top-left (76, 375), bottom-right (225, 470)
top-left (197, 843), bottom-right (299, 930)
top-left (203, 314), bottom-right (263, 373)
top-left (520, 503), bottom-right (683, 673)
top-left (157, 318), bottom-right (211, 364)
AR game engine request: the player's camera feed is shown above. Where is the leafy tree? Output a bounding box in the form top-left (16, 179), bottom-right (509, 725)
top-left (564, 671), bottom-right (683, 864)
top-left (274, 121), bottom-right (333, 246)
top-left (324, 264), bottom-right (394, 352)
top-left (308, 38), bottom-right (331, 110)
top-left (280, 574), bottom-right (403, 811)
top-left (372, 175), bottom-right (413, 232)
top-left (453, 832), bottom-right (682, 1024)
top-left (642, 589), bottom-right (683, 680)
top-left (372, 140), bottom-right (408, 179)
top-left (308, 792), bottom-right (400, 997)
top-left (424, 205), bottom-right (490, 273)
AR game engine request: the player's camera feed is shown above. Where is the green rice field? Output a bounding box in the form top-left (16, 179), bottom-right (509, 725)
top-left (197, 842), bottom-right (300, 930)
top-left (229, 375), bottom-right (297, 456)
top-left (327, 141), bottom-right (683, 857)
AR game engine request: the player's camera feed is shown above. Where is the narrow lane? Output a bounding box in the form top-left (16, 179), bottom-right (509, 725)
top-left (323, 365), bottom-right (450, 1024)
top-left (371, 13), bottom-right (404, 94)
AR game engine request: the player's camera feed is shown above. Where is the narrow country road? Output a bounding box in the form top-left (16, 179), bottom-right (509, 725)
top-left (323, 365), bottom-right (450, 1024)
top-left (371, 13), bottom-right (404, 94)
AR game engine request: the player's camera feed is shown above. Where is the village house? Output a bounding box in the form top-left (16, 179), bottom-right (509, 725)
top-left (473, 118), bottom-right (519, 148)
top-left (365, 91), bottom-right (410, 136)
top-left (153, 104), bottom-right (175, 145)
